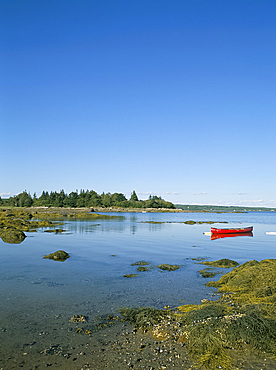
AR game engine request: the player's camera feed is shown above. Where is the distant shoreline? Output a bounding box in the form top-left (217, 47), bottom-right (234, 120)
top-left (2, 205), bottom-right (275, 214)
top-left (5, 206), bottom-right (245, 214)
top-left (26, 206), bottom-right (186, 214)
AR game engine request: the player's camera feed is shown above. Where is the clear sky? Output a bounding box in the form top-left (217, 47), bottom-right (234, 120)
top-left (1, 0), bottom-right (276, 207)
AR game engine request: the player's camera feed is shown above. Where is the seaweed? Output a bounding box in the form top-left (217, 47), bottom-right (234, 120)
top-left (0, 226), bottom-right (26, 244)
top-left (123, 274), bottom-right (138, 278)
top-left (201, 259), bottom-right (239, 268)
top-left (207, 259), bottom-right (276, 306)
top-left (120, 259), bottom-right (276, 369)
top-left (225, 307), bottom-right (276, 353)
top-left (43, 250), bottom-right (70, 261)
top-left (137, 266), bottom-right (150, 272)
top-left (199, 268), bottom-right (223, 278)
top-left (191, 257), bottom-right (208, 261)
top-left (185, 320), bottom-right (232, 369)
top-left (33, 211), bottom-right (123, 220)
top-left (158, 264), bottom-right (180, 271)
top-left (183, 221), bottom-right (228, 225)
top-left (70, 314), bottom-right (87, 323)
top-left (131, 261), bottom-right (150, 266)
top-left (119, 307), bottom-right (168, 330)
top-left (0, 209), bottom-right (62, 244)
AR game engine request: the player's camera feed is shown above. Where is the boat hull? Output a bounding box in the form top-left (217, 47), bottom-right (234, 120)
top-left (211, 226), bottom-right (253, 234)
top-left (211, 231), bottom-right (253, 240)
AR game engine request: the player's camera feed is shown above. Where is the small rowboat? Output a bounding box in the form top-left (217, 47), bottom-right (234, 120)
top-left (211, 226), bottom-right (253, 234)
top-left (211, 231), bottom-right (253, 240)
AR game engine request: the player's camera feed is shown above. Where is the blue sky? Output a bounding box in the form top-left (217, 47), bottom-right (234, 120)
top-left (1, 0), bottom-right (276, 207)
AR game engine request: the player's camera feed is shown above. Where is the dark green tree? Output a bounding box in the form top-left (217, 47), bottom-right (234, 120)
top-left (15, 191), bottom-right (33, 207)
top-left (66, 191), bottom-right (78, 207)
top-left (77, 189), bottom-right (87, 207)
top-left (101, 192), bottom-right (112, 207)
top-left (130, 190), bottom-right (139, 202)
top-left (110, 193), bottom-right (128, 207)
top-left (37, 191), bottom-right (50, 206)
top-left (88, 190), bottom-right (102, 207)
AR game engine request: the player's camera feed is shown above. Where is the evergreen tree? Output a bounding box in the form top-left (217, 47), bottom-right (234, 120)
top-left (130, 190), bottom-right (139, 202)
top-left (101, 192), bottom-right (112, 207)
top-left (37, 191), bottom-right (50, 206)
top-left (15, 191), bottom-right (33, 207)
top-left (66, 191), bottom-right (78, 207)
top-left (88, 190), bottom-right (102, 207)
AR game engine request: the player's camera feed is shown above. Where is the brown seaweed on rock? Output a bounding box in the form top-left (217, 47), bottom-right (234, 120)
top-left (119, 259), bottom-right (276, 369)
top-left (201, 258), bottom-right (239, 268)
top-left (43, 250), bottom-right (70, 261)
top-left (158, 264), bottom-right (180, 271)
top-left (0, 226), bottom-right (26, 244)
top-left (0, 209), bottom-right (61, 244)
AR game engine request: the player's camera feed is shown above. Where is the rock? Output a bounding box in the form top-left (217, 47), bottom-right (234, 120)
top-left (0, 227), bottom-right (26, 244)
top-left (43, 250), bottom-right (70, 261)
top-left (70, 315), bottom-right (87, 323)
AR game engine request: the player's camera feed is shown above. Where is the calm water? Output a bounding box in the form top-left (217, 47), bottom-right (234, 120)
top-left (0, 211), bottom-right (275, 368)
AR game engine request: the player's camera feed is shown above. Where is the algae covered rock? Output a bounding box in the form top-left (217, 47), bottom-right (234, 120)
top-left (207, 259), bottom-right (276, 304)
top-left (43, 250), bottom-right (70, 261)
top-left (131, 261), bottom-right (150, 266)
top-left (123, 274), bottom-right (138, 278)
top-left (0, 227), bottom-right (26, 244)
top-left (158, 264), bottom-right (180, 271)
top-left (201, 258), bottom-right (239, 268)
top-left (0, 209), bottom-right (61, 244)
top-left (137, 266), bottom-right (150, 272)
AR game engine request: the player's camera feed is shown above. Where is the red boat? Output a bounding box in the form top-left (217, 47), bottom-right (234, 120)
top-left (211, 231), bottom-right (253, 240)
top-left (211, 226), bottom-right (253, 234)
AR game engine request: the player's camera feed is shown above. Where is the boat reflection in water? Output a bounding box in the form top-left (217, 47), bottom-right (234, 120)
top-left (211, 231), bottom-right (253, 240)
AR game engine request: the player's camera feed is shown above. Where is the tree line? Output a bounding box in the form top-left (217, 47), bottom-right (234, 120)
top-left (0, 190), bottom-right (175, 209)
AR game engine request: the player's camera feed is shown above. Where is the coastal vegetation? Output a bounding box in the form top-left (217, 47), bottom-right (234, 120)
top-left (0, 208), bottom-right (119, 244)
top-left (1, 190), bottom-right (175, 209)
top-left (120, 259), bottom-right (276, 369)
top-left (0, 209), bottom-right (60, 244)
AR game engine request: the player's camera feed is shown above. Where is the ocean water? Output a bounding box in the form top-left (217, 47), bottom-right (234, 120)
top-left (0, 211), bottom-right (275, 368)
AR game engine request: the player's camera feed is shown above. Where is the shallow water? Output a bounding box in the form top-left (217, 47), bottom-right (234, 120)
top-left (0, 211), bottom-right (276, 369)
